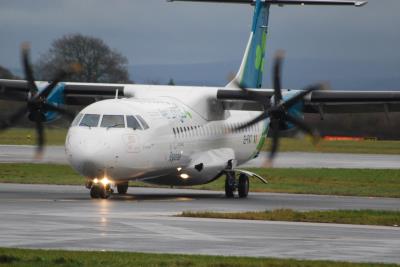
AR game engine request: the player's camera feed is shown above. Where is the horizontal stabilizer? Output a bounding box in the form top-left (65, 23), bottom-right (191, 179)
top-left (168, 0), bottom-right (367, 6)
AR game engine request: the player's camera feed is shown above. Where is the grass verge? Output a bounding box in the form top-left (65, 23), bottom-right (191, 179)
top-left (2, 128), bottom-right (400, 154)
top-left (0, 128), bottom-right (67, 146)
top-left (1, 164), bottom-right (400, 198)
top-left (193, 168), bottom-right (400, 198)
top-left (272, 137), bottom-right (400, 154)
top-left (181, 209), bottom-right (400, 227)
top-left (0, 247), bottom-right (398, 267)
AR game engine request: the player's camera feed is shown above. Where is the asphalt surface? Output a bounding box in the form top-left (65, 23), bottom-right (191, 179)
top-left (1, 145), bottom-right (400, 168)
top-left (0, 184), bottom-right (399, 264)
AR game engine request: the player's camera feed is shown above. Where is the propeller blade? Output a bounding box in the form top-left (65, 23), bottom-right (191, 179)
top-left (268, 117), bottom-right (280, 162)
top-left (21, 43), bottom-right (38, 95)
top-left (281, 84), bottom-right (324, 110)
top-left (231, 79), bottom-right (263, 102)
top-left (234, 112), bottom-right (270, 132)
top-left (272, 50), bottom-right (284, 103)
top-left (38, 63), bottom-right (81, 99)
top-left (33, 111), bottom-right (45, 159)
top-left (0, 106), bottom-right (28, 131)
top-left (43, 103), bottom-right (75, 120)
top-left (38, 70), bottom-right (68, 99)
top-left (283, 113), bottom-right (320, 144)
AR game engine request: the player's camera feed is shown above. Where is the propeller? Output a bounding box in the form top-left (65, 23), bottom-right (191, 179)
top-left (233, 50), bottom-right (326, 166)
top-left (0, 43), bottom-right (81, 159)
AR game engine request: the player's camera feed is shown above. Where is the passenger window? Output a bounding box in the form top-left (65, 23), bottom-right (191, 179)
top-left (71, 113), bottom-right (83, 127)
top-left (79, 114), bottom-right (100, 128)
top-left (127, 116), bottom-right (142, 130)
top-left (100, 115), bottom-right (125, 128)
top-left (136, 115), bottom-right (149, 129)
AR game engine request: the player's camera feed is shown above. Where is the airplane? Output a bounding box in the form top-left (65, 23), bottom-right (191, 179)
top-left (1, 0), bottom-right (400, 199)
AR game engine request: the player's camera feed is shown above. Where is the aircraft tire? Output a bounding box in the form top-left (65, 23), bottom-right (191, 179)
top-left (100, 187), bottom-right (111, 199)
top-left (238, 173), bottom-right (249, 198)
top-left (225, 172), bottom-right (235, 198)
top-left (117, 182), bottom-right (129, 194)
top-left (90, 185), bottom-right (101, 199)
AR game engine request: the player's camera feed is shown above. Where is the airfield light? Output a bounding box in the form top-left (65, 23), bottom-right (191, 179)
top-left (180, 173), bottom-right (190, 179)
top-left (93, 178), bottom-right (99, 184)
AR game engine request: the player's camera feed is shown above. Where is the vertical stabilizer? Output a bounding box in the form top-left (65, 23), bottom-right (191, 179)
top-left (227, 0), bottom-right (270, 89)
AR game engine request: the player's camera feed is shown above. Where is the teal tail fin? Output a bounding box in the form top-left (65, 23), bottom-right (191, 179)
top-left (227, 0), bottom-right (270, 89)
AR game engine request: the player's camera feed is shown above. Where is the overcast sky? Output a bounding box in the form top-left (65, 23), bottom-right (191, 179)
top-left (1, 0), bottom-right (399, 88)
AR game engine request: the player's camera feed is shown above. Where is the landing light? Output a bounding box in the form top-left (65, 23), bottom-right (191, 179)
top-left (180, 173), bottom-right (190, 179)
top-left (93, 178), bottom-right (99, 184)
top-left (177, 167), bottom-right (182, 171)
top-left (101, 177), bottom-right (110, 186)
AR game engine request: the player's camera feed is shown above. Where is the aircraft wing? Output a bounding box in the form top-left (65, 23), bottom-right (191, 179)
top-left (217, 89), bottom-right (400, 114)
top-left (3, 78), bottom-right (400, 114)
top-left (0, 79), bottom-right (124, 105)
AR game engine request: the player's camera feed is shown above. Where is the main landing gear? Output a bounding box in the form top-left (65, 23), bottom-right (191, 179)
top-left (116, 182), bottom-right (129, 195)
top-left (225, 171), bottom-right (249, 198)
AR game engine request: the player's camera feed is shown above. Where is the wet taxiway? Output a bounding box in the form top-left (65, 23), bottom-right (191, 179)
top-left (0, 183), bottom-right (399, 264)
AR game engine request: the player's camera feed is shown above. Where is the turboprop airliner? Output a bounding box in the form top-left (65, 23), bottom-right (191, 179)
top-left (1, 0), bottom-right (400, 199)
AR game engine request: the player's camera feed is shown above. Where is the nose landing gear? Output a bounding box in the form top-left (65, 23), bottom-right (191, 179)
top-left (90, 184), bottom-right (112, 199)
top-left (89, 179), bottom-right (113, 199)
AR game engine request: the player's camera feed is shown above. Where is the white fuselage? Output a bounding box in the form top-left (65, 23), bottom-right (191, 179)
top-left (65, 84), bottom-right (267, 186)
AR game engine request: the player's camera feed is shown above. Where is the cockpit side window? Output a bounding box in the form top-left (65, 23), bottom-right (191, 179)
top-left (126, 115), bottom-right (143, 130)
top-left (136, 115), bottom-right (149, 129)
top-left (100, 115), bottom-right (125, 128)
top-left (79, 114), bottom-right (100, 127)
top-left (71, 113), bottom-right (83, 127)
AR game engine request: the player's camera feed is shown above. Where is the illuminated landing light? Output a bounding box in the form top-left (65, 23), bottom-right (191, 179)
top-left (180, 173), bottom-right (190, 179)
top-left (101, 177), bottom-right (110, 186)
top-left (93, 178), bottom-right (99, 184)
top-left (177, 167), bottom-right (182, 171)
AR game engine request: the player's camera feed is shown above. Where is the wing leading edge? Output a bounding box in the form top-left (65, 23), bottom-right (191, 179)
top-left (0, 79), bottom-right (125, 106)
top-left (217, 89), bottom-right (400, 113)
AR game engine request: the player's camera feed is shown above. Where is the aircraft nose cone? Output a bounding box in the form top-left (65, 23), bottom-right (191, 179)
top-left (66, 129), bottom-right (118, 178)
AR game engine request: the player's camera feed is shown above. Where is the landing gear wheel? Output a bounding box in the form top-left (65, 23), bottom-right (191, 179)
top-left (90, 185), bottom-right (101, 199)
top-left (100, 187), bottom-right (111, 199)
top-left (117, 182), bottom-right (129, 194)
top-left (90, 184), bottom-right (111, 199)
top-left (225, 171), bottom-right (235, 198)
top-left (238, 173), bottom-right (249, 198)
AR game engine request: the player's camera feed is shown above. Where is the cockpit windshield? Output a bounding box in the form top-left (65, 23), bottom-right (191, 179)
top-left (71, 113), bottom-right (83, 127)
top-left (75, 114), bottom-right (149, 130)
top-left (136, 115), bottom-right (149, 129)
top-left (79, 114), bottom-right (100, 128)
top-left (100, 115), bottom-right (125, 128)
top-left (126, 116), bottom-right (142, 130)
